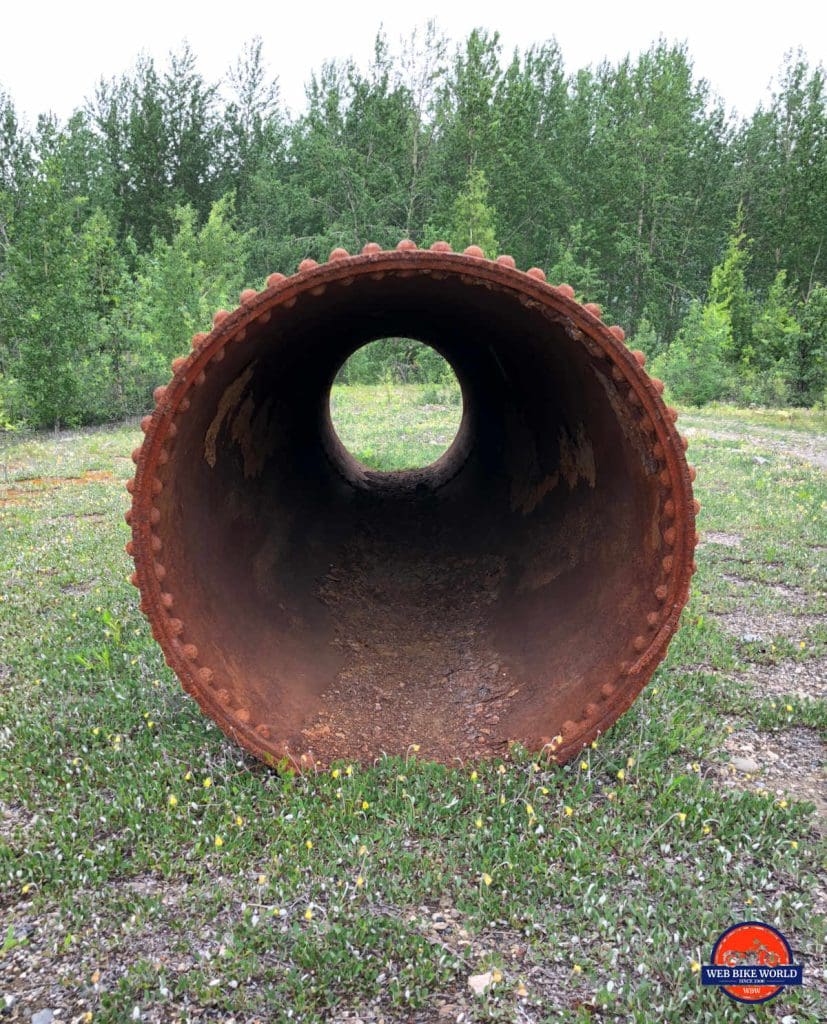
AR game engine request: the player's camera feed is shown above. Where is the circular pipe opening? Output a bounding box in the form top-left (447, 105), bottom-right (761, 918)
top-left (128, 247), bottom-right (697, 769)
top-left (329, 339), bottom-right (464, 472)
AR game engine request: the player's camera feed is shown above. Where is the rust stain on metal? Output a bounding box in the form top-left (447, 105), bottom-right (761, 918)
top-left (126, 244), bottom-right (698, 770)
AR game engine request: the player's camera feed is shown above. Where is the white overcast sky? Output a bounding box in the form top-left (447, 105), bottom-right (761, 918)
top-left (1, 1), bottom-right (825, 125)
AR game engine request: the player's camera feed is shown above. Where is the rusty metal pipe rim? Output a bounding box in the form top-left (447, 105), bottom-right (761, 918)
top-left (126, 243), bottom-right (698, 769)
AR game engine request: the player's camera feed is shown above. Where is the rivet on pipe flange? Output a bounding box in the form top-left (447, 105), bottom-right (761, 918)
top-left (560, 719), bottom-right (578, 740)
top-left (216, 688), bottom-right (230, 705)
top-left (651, 378), bottom-right (665, 395)
top-left (692, 499), bottom-right (702, 515)
top-left (154, 562), bottom-right (166, 581)
top-left (666, 407), bottom-right (679, 423)
top-left (131, 447), bottom-right (142, 464)
top-left (556, 283), bottom-right (576, 299)
top-left (688, 465), bottom-right (697, 482)
top-left (663, 499), bottom-right (676, 518)
top-left (125, 541), bottom-right (134, 556)
top-left (198, 667), bottom-right (213, 685)
top-left (664, 527), bottom-right (676, 546)
top-left (150, 535), bottom-right (162, 553)
top-left (191, 332), bottom-right (209, 349)
top-left (256, 724), bottom-right (271, 739)
top-left (240, 288), bottom-right (258, 304)
top-left (167, 422), bottom-right (177, 438)
top-left (150, 507), bottom-right (161, 525)
top-left (631, 348), bottom-right (645, 365)
top-left (583, 302), bottom-right (602, 319)
top-left (627, 389), bottom-right (641, 407)
top-left (171, 356), bottom-right (187, 374)
top-left (646, 611), bottom-right (660, 627)
top-left (213, 310), bottom-right (230, 327)
top-left (310, 284), bottom-right (327, 296)
top-left (236, 708), bottom-right (251, 724)
top-left (266, 272), bottom-right (287, 288)
top-left (655, 584), bottom-right (668, 602)
top-left (140, 416), bottom-right (152, 433)
top-left (153, 386), bottom-right (167, 404)
top-left (179, 397), bottom-right (191, 412)
top-left (124, 508), bottom-right (132, 525)
top-left (194, 371), bottom-right (206, 387)
top-left (430, 240), bottom-right (452, 252)
top-left (396, 239), bottom-right (417, 251)
top-left (601, 682), bottom-right (616, 698)
top-left (464, 244), bottom-right (485, 258)
top-left (526, 267), bottom-right (546, 282)
top-left (680, 434), bottom-right (689, 451)
top-left (329, 247), bottom-right (350, 260)
top-left (157, 449), bottom-right (169, 466)
top-left (234, 328), bottom-right (247, 343)
top-left (583, 702), bottom-right (598, 720)
top-left (362, 242), bottom-right (381, 255)
top-left (653, 442), bottom-right (664, 459)
top-left (299, 259), bottom-right (318, 273)
top-left (640, 416), bottom-right (655, 434)
top-left (694, 531), bottom-right (701, 546)
top-left (129, 572), bottom-right (139, 588)
top-left (496, 254), bottom-right (516, 268)
top-left (632, 635), bottom-right (647, 652)
top-left (182, 643), bottom-right (198, 660)
top-left (662, 555), bottom-right (674, 573)
top-left (160, 592), bottom-right (174, 609)
top-left (125, 477), bottom-right (136, 494)
top-left (611, 366), bottom-right (625, 383)
top-left (659, 470), bottom-right (671, 487)
top-left (168, 618), bottom-right (183, 636)
top-left (212, 348), bottom-right (226, 363)
top-left (151, 478), bottom-right (163, 495)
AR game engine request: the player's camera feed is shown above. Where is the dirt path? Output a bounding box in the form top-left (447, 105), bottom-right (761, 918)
top-left (681, 417), bottom-right (827, 470)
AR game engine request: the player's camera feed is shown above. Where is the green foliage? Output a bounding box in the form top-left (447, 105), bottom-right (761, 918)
top-left (1, 32), bottom-right (826, 426)
top-left (127, 196), bottom-right (250, 362)
top-left (709, 207), bottom-right (755, 361)
top-left (653, 301), bottom-right (733, 406)
top-left (336, 340), bottom-right (452, 386)
top-left (445, 167), bottom-right (498, 257)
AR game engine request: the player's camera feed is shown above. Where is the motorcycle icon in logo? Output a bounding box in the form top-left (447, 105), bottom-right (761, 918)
top-left (702, 922), bottom-right (804, 1004)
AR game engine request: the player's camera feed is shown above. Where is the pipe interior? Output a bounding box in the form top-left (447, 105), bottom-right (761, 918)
top-left (158, 272), bottom-right (662, 762)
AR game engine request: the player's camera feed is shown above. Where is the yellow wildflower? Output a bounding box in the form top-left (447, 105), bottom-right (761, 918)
top-left (475, 816), bottom-right (484, 828)
top-left (305, 839), bottom-right (313, 850)
top-left (778, 799), bottom-right (788, 810)
top-left (497, 764), bottom-right (506, 775)
top-left (677, 812), bottom-right (687, 824)
top-left (358, 844), bottom-right (368, 857)
top-left (361, 800), bottom-right (370, 811)
top-left (580, 760), bottom-right (588, 771)
top-left (345, 765), bottom-right (353, 776)
top-left (470, 770), bottom-right (478, 782)
top-left (616, 768), bottom-right (625, 782)
top-left (331, 768), bottom-right (340, 779)
top-left (690, 961), bottom-right (701, 974)
top-left (564, 805), bottom-right (573, 817)
top-left (499, 794), bottom-right (506, 805)
top-left (411, 743), bottom-right (420, 752)
top-left (491, 969), bottom-right (503, 984)
top-left (214, 835), bottom-right (224, 848)
top-left (572, 964), bottom-right (582, 974)
top-left (356, 875), bottom-right (364, 889)
top-left (184, 770), bottom-right (192, 781)
top-left (167, 794), bottom-right (178, 808)
top-left (516, 981), bottom-right (528, 997)
top-left (304, 907), bottom-right (313, 921)
top-left (203, 777), bottom-right (212, 789)
top-left (482, 873), bottom-right (493, 887)
top-left (525, 803), bottom-right (534, 816)
top-left (257, 874), bottom-right (267, 886)
top-left (785, 704), bottom-right (793, 713)
top-left (235, 815), bottom-right (243, 827)
top-left (626, 756), bottom-right (635, 769)
top-left (790, 840), bottom-right (799, 850)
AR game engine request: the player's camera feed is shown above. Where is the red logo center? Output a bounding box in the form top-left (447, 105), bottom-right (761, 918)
top-left (711, 922), bottom-right (793, 1003)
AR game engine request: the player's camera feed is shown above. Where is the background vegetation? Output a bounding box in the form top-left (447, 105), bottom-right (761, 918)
top-left (1, 27), bottom-right (826, 427)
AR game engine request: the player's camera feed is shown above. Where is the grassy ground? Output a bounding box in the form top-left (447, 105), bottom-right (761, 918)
top-left (0, 390), bottom-right (825, 1023)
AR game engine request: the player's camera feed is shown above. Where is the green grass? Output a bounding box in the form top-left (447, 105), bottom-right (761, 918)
top-left (0, 393), bottom-right (825, 1022)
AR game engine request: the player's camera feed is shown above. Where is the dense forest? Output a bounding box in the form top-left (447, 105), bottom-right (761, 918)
top-left (1, 27), bottom-right (826, 428)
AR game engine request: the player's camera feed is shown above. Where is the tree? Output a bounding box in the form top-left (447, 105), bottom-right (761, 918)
top-left (793, 283), bottom-right (827, 404)
top-left (708, 208), bottom-right (755, 362)
top-left (652, 300), bottom-right (732, 406)
top-left (445, 167), bottom-right (498, 256)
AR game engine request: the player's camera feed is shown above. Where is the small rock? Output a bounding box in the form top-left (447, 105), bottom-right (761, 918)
top-left (753, 456), bottom-right (769, 465)
top-left (740, 633), bottom-right (763, 643)
top-left (32, 1012), bottom-right (54, 1024)
top-left (468, 971), bottom-right (493, 995)
top-left (731, 756), bottom-right (760, 773)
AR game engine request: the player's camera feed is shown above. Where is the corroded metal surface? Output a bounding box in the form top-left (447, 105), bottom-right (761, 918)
top-left (126, 242), bottom-right (699, 769)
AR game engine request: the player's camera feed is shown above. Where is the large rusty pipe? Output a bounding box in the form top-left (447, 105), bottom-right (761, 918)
top-left (126, 243), bottom-right (698, 769)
